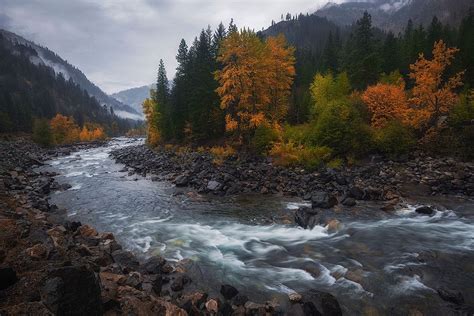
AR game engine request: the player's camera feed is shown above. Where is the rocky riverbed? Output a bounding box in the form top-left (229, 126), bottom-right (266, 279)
top-left (111, 143), bottom-right (473, 206)
top-left (0, 139), bottom-right (346, 315)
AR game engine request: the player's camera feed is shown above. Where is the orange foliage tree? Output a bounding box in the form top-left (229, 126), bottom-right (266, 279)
top-left (408, 40), bottom-right (464, 130)
top-left (362, 81), bottom-right (410, 128)
top-left (215, 30), bottom-right (295, 140)
top-left (79, 124), bottom-right (106, 142)
top-left (49, 114), bottom-right (80, 144)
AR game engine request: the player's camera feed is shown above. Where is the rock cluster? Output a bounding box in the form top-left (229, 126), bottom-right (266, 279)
top-left (111, 145), bottom-right (474, 203)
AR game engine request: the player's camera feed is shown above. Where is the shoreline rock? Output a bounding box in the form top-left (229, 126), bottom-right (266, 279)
top-left (111, 145), bottom-right (474, 202)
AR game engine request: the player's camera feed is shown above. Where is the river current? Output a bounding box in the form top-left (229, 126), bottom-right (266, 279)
top-left (43, 138), bottom-right (474, 314)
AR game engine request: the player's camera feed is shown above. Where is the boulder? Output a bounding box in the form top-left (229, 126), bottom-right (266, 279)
top-left (0, 267), bottom-right (18, 290)
top-left (170, 275), bottom-right (191, 292)
top-left (437, 287), bottom-right (464, 305)
top-left (289, 292), bottom-right (302, 303)
top-left (141, 256), bottom-right (166, 274)
top-left (294, 207), bottom-right (314, 229)
top-left (415, 206), bottom-right (434, 215)
top-left (77, 224), bottom-right (98, 238)
top-left (220, 284), bottom-right (239, 300)
top-left (112, 250), bottom-right (139, 272)
top-left (40, 266), bottom-right (102, 315)
top-left (207, 180), bottom-right (222, 191)
top-left (341, 197), bottom-right (356, 207)
top-left (205, 298), bottom-right (219, 314)
top-left (175, 175), bottom-right (189, 187)
top-left (26, 243), bottom-right (49, 260)
top-left (311, 192), bottom-right (338, 209)
top-left (302, 290), bottom-right (341, 316)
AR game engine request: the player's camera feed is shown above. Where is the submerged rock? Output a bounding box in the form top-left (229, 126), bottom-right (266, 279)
top-left (415, 206), bottom-right (434, 215)
top-left (220, 284), bottom-right (239, 300)
top-left (311, 192), bottom-right (338, 209)
top-left (437, 287), bottom-right (464, 305)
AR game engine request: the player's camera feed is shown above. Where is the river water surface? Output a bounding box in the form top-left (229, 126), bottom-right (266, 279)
top-left (44, 138), bottom-right (474, 314)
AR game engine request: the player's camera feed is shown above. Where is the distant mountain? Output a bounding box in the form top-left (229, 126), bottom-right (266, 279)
top-left (0, 29), bottom-right (142, 121)
top-left (0, 31), bottom-right (137, 134)
top-left (111, 85), bottom-right (152, 116)
top-left (315, 0), bottom-right (474, 32)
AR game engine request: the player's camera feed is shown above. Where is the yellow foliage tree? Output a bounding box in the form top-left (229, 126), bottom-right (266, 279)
top-left (142, 97), bottom-right (160, 146)
top-left (49, 114), bottom-right (80, 145)
top-left (215, 30), bottom-right (295, 140)
top-left (408, 40), bottom-right (464, 130)
top-left (362, 81), bottom-right (410, 128)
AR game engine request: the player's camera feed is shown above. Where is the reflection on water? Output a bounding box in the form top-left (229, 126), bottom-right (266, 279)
top-left (44, 138), bottom-right (474, 313)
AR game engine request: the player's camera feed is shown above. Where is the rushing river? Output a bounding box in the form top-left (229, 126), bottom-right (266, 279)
top-left (43, 138), bottom-right (474, 314)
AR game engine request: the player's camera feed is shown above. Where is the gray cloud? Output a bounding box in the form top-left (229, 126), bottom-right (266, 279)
top-left (0, 0), bottom-right (341, 93)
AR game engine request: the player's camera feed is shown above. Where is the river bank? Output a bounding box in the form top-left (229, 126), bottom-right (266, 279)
top-left (0, 139), bottom-right (346, 315)
top-left (111, 143), bottom-right (473, 205)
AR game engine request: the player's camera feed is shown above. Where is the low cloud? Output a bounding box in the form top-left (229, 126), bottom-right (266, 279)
top-left (0, 0), bottom-right (341, 93)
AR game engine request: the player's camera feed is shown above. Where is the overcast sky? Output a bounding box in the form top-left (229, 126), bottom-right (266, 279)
top-left (0, 0), bottom-right (342, 94)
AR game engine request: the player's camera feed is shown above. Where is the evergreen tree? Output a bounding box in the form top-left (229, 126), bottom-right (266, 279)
top-left (322, 31), bottom-right (340, 73)
top-left (344, 12), bottom-right (381, 90)
top-left (458, 8), bottom-right (474, 88)
top-left (382, 32), bottom-right (400, 74)
top-left (155, 59), bottom-right (172, 139)
top-left (170, 40), bottom-right (189, 140)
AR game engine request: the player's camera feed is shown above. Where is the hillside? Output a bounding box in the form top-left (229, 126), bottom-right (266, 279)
top-left (261, 14), bottom-right (343, 56)
top-left (111, 85), bottom-right (152, 116)
top-left (315, 0), bottom-right (474, 32)
top-left (0, 32), bottom-right (137, 134)
top-left (0, 29), bottom-right (142, 121)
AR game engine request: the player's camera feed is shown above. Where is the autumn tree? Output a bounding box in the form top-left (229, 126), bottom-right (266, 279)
top-left (408, 40), bottom-right (464, 131)
top-left (142, 96), bottom-right (160, 146)
top-left (362, 81), bottom-right (409, 128)
top-left (49, 114), bottom-right (80, 145)
top-left (215, 30), bottom-right (295, 140)
top-left (266, 35), bottom-right (296, 123)
top-left (310, 72), bottom-right (351, 114)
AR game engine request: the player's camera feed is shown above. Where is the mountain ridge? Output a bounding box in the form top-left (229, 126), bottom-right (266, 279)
top-left (0, 29), bottom-right (142, 121)
top-left (315, 0), bottom-right (474, 32)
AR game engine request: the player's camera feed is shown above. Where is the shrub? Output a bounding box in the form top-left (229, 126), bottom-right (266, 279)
top-left (250, 125), bottom-right (280, 154)
top-left (209, 145), bottom-right (236, 164)
top-left (32, 118), bottom-right (53, 147)
top-left (309, 101), bottom-right (371, 156)
top-left (282, 123), bottom-right (312, 145)
top-left (270, 142), bottom-right (332, 170)
top-left (373, 120), bottom-right (416, 157)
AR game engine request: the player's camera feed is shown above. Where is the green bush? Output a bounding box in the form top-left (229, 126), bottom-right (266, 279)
top-left (374, 121), bottom-right (416, 157)
top-left (270, 142), bottom-right (332, 170)
top-left (309, 101), bottom-right (371, 156)
top-left (251, 125), bottom-right (280, 155)
top-left (32, 118), bottom-right (53, 147)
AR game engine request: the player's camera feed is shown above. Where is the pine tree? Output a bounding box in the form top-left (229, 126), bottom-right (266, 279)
top-left (170, 39), bottom-right (189, 140)
top-left (155, 59), bottom-right (172, 140)
top-left (382, 32), bottom-right (400, 74)
top-left (344, 12), bottom-right (381, 90)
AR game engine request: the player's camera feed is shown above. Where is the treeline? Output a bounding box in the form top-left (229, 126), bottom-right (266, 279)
top-left (0, 33), bottom-right (137, 136)
top-left (144, 11), bottom-right (474, 165)
top-left (287, 11), bottom-right (474, 123)
top-left (32, 114), bottom-right (106, 147)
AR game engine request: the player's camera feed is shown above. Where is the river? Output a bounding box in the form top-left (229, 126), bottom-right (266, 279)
top-left (42, 138), bottom-right (474, 314)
